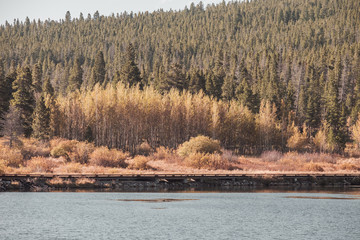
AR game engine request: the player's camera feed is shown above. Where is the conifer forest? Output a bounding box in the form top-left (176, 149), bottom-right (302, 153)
top-left (1, 0), bottom-right (360, 160)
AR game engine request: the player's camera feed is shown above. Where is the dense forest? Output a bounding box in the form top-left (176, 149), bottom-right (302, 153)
top-left (0, 0), bottom-right (360, 154)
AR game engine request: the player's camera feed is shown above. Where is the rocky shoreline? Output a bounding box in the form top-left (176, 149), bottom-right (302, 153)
top-left (1, 174), bottom-right (360, 192)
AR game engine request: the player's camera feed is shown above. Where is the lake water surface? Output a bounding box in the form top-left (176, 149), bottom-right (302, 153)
top-left (1, 189), bottom-right (359, 239)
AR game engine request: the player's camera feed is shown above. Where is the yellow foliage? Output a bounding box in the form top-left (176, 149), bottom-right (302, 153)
top-left (177, 135), bottom-right (221, 157)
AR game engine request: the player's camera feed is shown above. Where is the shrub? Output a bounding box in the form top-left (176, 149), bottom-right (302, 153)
top-left (260, 151), bottom-right (282, 162)
top-left (152, 146), bottom-right (170, 160)
top-left (70, 142), bottom-right (95, 164)
top-left (89, 147), bottom-right (129, 168)
top-left (184, 153), bottom-right (231, 170)
top-left (177, 135), bottom-right (221, 157)
top-left (302, 162), bottom-right (324, 172)
top-left (50, 140), bottom-right (78, 159)
top-left (26, 157), bottom-right (58, 173)
top-left (54, 162), bottom-right (83, 173)
top-left (339, 163), bottom-right (359, 171)
top-left (20, 138), bottom-right (50, 160)
top-left (0, 159), bottom-right (7, 174)
top-left (0, 145), bottom-right (23, 167)
top-left (135, 141), bottom-right (153, 156)
top-left (129, 156), bottom-right (151, 170)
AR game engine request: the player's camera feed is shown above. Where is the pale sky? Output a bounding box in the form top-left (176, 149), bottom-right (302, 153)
top-left (0, 0), bottom-right (231, 25)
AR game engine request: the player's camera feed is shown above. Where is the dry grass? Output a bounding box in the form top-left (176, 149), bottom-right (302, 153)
top-left (20, 138), bottom-right (50, 160)
top-left (53, 162), bottom-right (83, 173)
top-left (89, 147), bottom-right (129, 168)
top-left (302, 162), bottom-right (325, 172)
top-left (26, 157), bottom-right (60, 173)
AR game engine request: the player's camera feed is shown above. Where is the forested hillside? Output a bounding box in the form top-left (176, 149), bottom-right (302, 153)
top-left (0, 0), bottom-right (360, 154)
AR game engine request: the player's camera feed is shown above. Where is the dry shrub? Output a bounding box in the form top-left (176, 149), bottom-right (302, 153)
top-left (89, 147), bottom-right (129, 168)
top-left (221, 150), bottom-right (238, 163)
top-left (0, 159), bottom-right (8, 174)
top-left (75, 178), bottom-right (96, 186)
top-left (260, 151), bottom-right (283, 162)
top-left (50, 139), bottom-right (78, 159)
top-left (20, 138), bottom-right (50, 160)
top-left (277, 157), bottom-right (300, 171)
top-left (129, 156), bottom-right (151, 170)
top-left (26, 157), bottom-right (58, 173)
top-left (53, 162), bottom-right (83, 173)
top-left (152, 146), bottom-right (170, 160)
top-left (0, 145), bottom-right (23, 167)
top-left (302, 162), bottom-right (324, 172)
top-left (69, 142), bottom-right (95, 164)
top-left (339, 163), bottom-right (359, 171)
top-left (135, 141), bottom-right (153, 156)
top-left (184, 153), bottom-right (231, 170)
top-left (178, 135), bottom-right (221, 157)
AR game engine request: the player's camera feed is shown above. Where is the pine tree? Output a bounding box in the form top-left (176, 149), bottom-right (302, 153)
top-left (0, 59), bottom-right (13, 131)
top-left (188, 68), bottom-right (205, 93)
top-left (32, 62), bottom-right (42, 96)
top-left (11, 67), bottom-right (35, 137)
top-left (68, 57), bottom-right (83, 92)
top-left (89, 51), bottom-right (106, 88)
top-left (119, 43), bottom-right (142, 88)
top-left (32, 95), bottom-right (50, 140)
top-left (221, 74), bottom-right (236, 101)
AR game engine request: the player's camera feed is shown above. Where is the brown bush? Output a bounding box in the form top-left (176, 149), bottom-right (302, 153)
top-left (20, 138), bottom-right (50, 160)
top-left (135, 141), bottom-right (153, 156)
top-left (129, 156), bottom-right (151, 170)
top-left (260, 151), bottom-right (283, 162)
top-left (70, 142), bottom-right (95, 164)
top-left (178, 135), bottom-right (221, 157)
top-left (302, 162), bottom-right (324, 172)
top-left (339, 163), bottom-right (359, 171)
top-left (26, 157), bottom-right (59, 173)
top-left (89, 147), bottom-right (129, 168)
top-left (50, 139), bottom-right (78, 159)
top-left (53, 162), bottom-right (83, 173)
top-left (184, 153), bottom-right (231, 170)
top-left (0, 145), bottom-right (23, 167)
top-left (0, 159), bottom-right (7, 174)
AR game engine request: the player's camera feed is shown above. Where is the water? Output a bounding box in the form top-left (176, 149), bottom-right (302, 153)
top-left (0, 190), bottom-right (359, 240)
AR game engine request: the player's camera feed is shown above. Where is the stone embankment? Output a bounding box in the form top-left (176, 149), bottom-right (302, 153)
top-left (1, 174), bottom-right (360, 191)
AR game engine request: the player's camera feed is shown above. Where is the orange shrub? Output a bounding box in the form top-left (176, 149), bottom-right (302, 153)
top-left (70, 142), bottom-right (95, 164)
top-left (26, 157), bottom-right (59, 173)
top-left (185, 153), bottom-right (231, 170)
top-left (0, 145), bottom-right (23, 167)
top-left (338, 163), bottom-right (359, 171)
top-left (89, 147), bottom-right (129, 168)
top-left (302, 162), bottom-right (324, 172)
top-left (129, 156), bottom-right (151, 170)
top-left (20, 138), bottom-right (50, 160)
top-left (260, 151), bottom-right (282, 162)
top-left (0, 159), bottom-right (7, 174)
top-left (135, 141), bottom-right (153, 156)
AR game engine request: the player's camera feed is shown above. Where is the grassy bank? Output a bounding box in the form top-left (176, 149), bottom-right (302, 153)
top-left (0, 137), bottom-right (359, 175)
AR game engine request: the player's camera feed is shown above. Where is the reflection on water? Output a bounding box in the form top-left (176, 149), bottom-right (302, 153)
top-left (115, 198), bottom-right (199, 202)
top-left (284, 196), bottom-right (360, 200)
top-left (1, 189), bottom-right (360, 240)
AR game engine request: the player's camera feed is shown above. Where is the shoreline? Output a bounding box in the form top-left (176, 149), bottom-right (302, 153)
top-left (1, 173), bottom-right (360, 192)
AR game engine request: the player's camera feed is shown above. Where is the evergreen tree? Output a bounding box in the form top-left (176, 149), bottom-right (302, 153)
top-left (89, 51), bottom-right (106, 88)
top-left (11, 67), bottom-right (35, 137)
top-left (188, 68), bottom-right (205, 93)
top-left (119, 43), bottom-right (142, 88)
top-left (0, 59), bottom-right (13, 131)
top-left (68, 57), bottom-right (83, 92)
top-left (32, 62), bottom-right (42, 96)
top-left (32, 95), bottom-right (50, 140)
top-left (0, 105), bottom-right (23, 147)
top-left (221, 74), bottom-right (236, 101)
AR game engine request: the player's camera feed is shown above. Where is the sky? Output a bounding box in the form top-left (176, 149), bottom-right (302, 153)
top-left (0, 0), bottom-right (231, 25)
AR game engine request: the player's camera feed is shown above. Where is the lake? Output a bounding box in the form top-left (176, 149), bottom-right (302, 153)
top-left (0, 189), bottom-right (359, 239)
